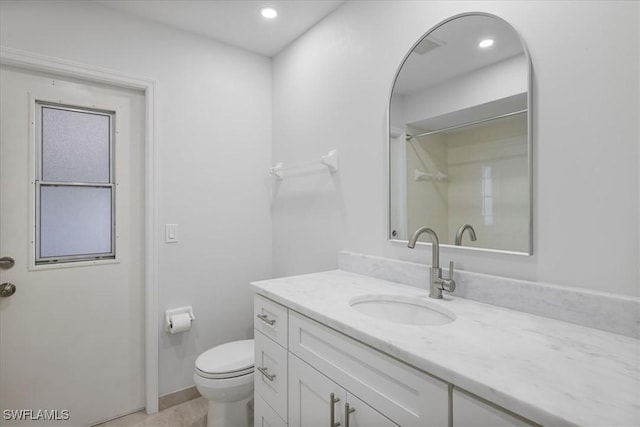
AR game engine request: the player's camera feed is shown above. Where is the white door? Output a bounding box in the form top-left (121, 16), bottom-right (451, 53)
top-left (0, 65), bottom-right (145, 426)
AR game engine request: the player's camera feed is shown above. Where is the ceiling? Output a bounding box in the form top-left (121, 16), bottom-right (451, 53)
top-left (97, 0), bottom-right (346, 57)
top-left (393, 14), bottom-right (525, 95)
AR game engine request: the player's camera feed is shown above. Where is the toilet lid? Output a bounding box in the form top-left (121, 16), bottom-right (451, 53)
top-left (195, 339), bottom-right (254, 379)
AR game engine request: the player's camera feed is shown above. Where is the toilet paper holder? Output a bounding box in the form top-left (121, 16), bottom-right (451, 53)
top-left (165, 306), bottom-right (195, 332)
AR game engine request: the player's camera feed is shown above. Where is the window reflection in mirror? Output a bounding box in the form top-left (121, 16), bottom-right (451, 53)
top-left (389, 13), bottom-right (532, 254)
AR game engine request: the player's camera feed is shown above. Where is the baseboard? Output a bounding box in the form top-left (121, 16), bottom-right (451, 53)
top-left (159, 386), bottom-right (201, 411)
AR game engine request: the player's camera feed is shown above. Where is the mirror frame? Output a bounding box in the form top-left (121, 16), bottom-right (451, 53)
top-left (387, 12), bottom-right (533, 256)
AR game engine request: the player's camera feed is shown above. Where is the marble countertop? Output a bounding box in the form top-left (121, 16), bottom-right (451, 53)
top-left (252, 270), bottom-right (640, 427)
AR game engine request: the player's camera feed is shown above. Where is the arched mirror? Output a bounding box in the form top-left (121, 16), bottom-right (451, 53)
top-left (389, 13), bottom-right (532, 254)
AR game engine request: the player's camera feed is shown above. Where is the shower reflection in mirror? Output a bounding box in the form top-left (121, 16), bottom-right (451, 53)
top-left (389, 13), bottom-right (532, 255)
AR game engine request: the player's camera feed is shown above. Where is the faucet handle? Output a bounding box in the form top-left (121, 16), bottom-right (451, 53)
top-left (440, 261), bottom-right (456, 293)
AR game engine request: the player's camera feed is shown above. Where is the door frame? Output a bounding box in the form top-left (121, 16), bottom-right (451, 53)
top-left (0, 46), bottom-right (160, 414)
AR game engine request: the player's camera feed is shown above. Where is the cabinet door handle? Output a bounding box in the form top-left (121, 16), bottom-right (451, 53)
top-left (257, 366), bottom-right (276, 382)
top-left (330, 393), bottom-right (341, 427)
top-left (257, 313), bottom-right (276, 326)
top-left (345, 402), bottom-right (355, 427)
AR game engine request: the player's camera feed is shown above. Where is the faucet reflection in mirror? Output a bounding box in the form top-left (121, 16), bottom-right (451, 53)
top-left (455, 223), bottom-right (477, 246)
top-left (407, 227), bottom-right (455, 299)
top-left (389, 13), bottom-right (532, 255)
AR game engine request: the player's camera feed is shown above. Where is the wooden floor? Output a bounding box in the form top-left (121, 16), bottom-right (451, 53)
top-left (94, 397), bottom-right (207, 427)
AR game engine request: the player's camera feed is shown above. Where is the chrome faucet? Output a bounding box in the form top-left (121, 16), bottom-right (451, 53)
top-left (407, 227), bottom-right (455, 299)
top-left (455, 223), bottom-right (477, 246)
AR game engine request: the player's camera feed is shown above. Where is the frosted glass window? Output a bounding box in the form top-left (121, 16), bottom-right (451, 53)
top-left (39, 186), bottom-right (112, 258)
top-left (35, 102), bottom-right (115, 264)
top-left (41, 107), bottom-right (111, 183)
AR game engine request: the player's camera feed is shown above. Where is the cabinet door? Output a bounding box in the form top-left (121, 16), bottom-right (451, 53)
top-left (255, 395), bottom-right (287, 427)
top-left (255, 330), bottom-right (288, 421)
top-left (288, 353), bottom-right (346, 427)
top-left (345, 393), bottom-right (398, 427)
top-left (452, 389), bottom-right (538, 427)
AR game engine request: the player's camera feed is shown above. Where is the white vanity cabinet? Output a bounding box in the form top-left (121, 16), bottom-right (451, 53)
top-left (253, 294), bottom-right (449, 427)
top-left (254, 295), bottom-right (541, 427)
top-left (252, 269), bottom-right (640, 426)
top-left (452, 388), bottom-right (538, 427)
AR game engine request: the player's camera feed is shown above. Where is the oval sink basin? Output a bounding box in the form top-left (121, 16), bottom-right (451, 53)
top-left (349, 295), bottom-right (455, 326)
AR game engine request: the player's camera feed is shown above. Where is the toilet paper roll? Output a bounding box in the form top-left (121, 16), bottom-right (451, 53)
top-left (169, 313), bottom-right (192, 334)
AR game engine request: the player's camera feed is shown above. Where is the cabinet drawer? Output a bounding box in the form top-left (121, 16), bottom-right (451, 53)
top-left (255, 394), bottom-right (287, 427)
top-left (254, 295), bottom-right (288, 348)
top-left (289, 310), bottom-right (448, 427)
top-left (255, 330), bottom-right (288, 421)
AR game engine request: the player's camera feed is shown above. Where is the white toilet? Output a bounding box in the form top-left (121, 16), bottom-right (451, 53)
top-left (194, 339), bottom-right (255, 427)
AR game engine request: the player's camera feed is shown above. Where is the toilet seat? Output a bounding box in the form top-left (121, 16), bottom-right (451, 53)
top-left (195, 339), bottom-right (254, 380)
top-left (196, 365), bottom-right (253, 380)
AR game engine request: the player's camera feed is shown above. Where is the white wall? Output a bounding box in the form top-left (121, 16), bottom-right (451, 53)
top-left (272, 1), bottom-right (639, 297)
top-left (0, 0), bottom-right (272, 395)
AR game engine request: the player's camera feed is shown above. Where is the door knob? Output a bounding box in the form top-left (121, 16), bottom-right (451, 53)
top-left (0, 256), bottom-right (15, 269)
top-left (0, 282), bottom-right (16, 297)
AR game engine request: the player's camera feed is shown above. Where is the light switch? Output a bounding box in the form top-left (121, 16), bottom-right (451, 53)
top-left (165, 224), bottom-right (178, 243)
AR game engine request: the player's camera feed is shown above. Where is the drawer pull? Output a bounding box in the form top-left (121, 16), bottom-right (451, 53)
top-left (345, 403), bottom-right (355, 427)
top-left (257, 313), bottom-right (276, 326)
top-left (257, 366), bottom-right (276, 382)
top-left (330, 393), bottom-right (341, 427)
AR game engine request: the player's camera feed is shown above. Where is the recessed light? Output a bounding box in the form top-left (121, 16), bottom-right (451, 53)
top-left (260, 7), bottom-right (278, 19)
top-left (479, 39), bottom-right (494, 48)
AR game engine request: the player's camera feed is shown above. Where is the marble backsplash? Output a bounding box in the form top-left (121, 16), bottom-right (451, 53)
top-left (338, 251), bottom-right (640, 338)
